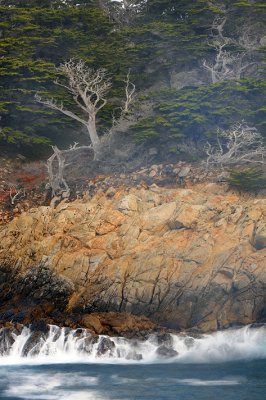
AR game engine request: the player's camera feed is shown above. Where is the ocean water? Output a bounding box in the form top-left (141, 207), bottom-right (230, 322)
top-left (1, 360), bottom-right (266, 400)
top-left (0, 325), bottom-right (266, 400)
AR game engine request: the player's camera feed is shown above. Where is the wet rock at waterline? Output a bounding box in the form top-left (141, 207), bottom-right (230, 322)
top-left (96, 337), bottom-right (115, 357)
top-left (81, 312), bottom-right (156, 337)
top-left (0, 184), bottom-right (266, 332)
top-left (0, 328), bottom-right (15, 356)
top-left (0, 324), bottom-right (266, 364)
top-left (21, 331), bottom-right (46, 357)
top-left (156, 345), bottom-right (178, 358)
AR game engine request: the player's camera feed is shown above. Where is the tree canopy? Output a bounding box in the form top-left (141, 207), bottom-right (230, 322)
top-left (0, 0), bottom-right (265, 157)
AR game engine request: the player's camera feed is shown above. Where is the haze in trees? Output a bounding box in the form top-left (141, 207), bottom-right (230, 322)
top-left (0, 0), bottom-right (265, 163)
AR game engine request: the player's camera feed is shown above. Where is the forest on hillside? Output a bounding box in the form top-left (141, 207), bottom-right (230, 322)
top-left (0, 0), bottom-right (265, 167)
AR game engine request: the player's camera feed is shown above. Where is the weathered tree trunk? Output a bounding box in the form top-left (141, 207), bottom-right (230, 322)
top-left (86, 115), bottom-right (100, 149)
top-left (86, 115), bottom-right (101, 159)
top-left (47, 143), bottom-right (93, 199)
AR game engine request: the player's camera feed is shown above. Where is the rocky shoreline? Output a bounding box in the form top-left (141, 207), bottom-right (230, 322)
top-left (1, 319), bottom-right (265, 361)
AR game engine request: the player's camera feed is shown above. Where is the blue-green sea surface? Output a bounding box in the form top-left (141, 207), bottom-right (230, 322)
top-left (0, 360), bottom-right (266, 400)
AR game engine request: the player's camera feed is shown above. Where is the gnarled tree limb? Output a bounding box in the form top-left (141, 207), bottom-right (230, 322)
top-left (205, 122), bottom-right (266, 167)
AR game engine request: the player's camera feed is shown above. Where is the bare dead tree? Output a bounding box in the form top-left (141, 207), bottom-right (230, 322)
top-left (36, 60), bottom-right (137, 161)
top-left (122, 69), bottom-right (136, 114)
top-left (47, 143), bottom-right (93, 197)
top-left (47, 145), bottom-right (69, 197)
top-left (111, 69), bottom-right (136, 127)
top-left (205, 122), bottom-right (266, 168)
top-left (35, 59), bottom-right (112, 156)
top-left (202, 17), bottom-right (257, 83)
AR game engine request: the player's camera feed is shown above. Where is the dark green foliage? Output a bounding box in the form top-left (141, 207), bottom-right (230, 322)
top-left (0, 1), bottom-right (213, 152)
top-left (0, 0), bottom-right (265, 157)
top-left (227, 168), bottom-right (266, 193)
top-left (131, 79), bottom-right (266, 146)
top-left (0, 4), bottom-right (120, 150)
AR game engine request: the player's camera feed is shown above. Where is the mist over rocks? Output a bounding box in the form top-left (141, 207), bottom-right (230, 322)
top-left (0, 182), bottom-right (266, 333)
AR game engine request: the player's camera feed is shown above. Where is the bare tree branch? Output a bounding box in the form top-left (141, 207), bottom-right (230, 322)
top-left (122, 69), bottom-right (136, 114)
top-left (205, 122), bottom-right (266, 167)
top-left (47, 143), bottom-right (93, 198)
top-left (9, 187), bottom-right (25, 205)
top-left (35, 94), bottom-right (88, 126)
top-left (202, 17), bottom-right (257, 83)
top-left (35, 59), bottom-right (112, 154)
top-left (36, 59), bottom-right (136, 163)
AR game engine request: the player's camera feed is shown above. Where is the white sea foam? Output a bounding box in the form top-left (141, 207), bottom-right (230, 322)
top-left (174, 325), bottom-right (266, 363)
top-left (5, 389), bottom-right (107, 400)
top-left (3, 371), bottom-right (107, 400)
top-left (111, 374), bottom-right (139, 384)
top-left (0, 324), bottom-right (265, 365)
top-left (174, 378), bottom-right (242, 386)
top-left (1, 368), bottom-right (245, 400)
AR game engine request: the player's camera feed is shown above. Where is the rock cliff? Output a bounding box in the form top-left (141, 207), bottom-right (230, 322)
top-left (0, 182), bottom-right (266, 332)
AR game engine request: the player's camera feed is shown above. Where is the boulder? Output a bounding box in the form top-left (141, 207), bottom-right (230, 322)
top-left (149, 170), bottom-right (157, 178)
top-left (156, 345), bottom-right (178, 358)
top-left (29, 320), bottom-right (49, 334)
top-left (0, 328), bottom-right (15, 356)
top-left (81, 315), bottom-right (104, 334)
top-left (117, 194), bottom-right (139, 213)
top-left (21, 331), bottom-right (45, 356)
top-left (96, 337), bottom-right (115, 356)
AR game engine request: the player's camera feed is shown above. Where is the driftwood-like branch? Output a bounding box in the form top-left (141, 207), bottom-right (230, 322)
top-left (47, 146), bottom-right (69, 197)
top-left (9, 187), bottom-right (26, 205)
top-left (110, 69), bottom-right (136, 130)
top-left (47, 143), bottom-right (93, 198)
top-left (205, 122), bottom-right (266, 167)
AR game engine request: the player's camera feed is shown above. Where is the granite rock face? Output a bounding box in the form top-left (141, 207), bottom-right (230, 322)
top-left (0, 183), bottom-right (266, 332)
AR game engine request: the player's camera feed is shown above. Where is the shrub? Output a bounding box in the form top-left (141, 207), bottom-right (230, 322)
top-left (226, 168), bottom-right (266, 193)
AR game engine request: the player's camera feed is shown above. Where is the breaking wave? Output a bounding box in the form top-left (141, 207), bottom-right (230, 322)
top-left (0, 324), bottom-right (266, 365)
